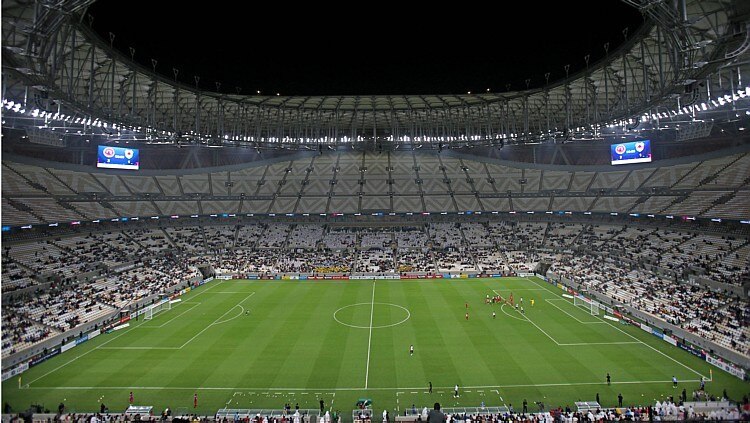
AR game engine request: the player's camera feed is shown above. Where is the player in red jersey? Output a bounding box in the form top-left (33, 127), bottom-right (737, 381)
top-left (129, 391), bottom-right (134, 405)
top-left (194, 393), bottom-right (198, 408)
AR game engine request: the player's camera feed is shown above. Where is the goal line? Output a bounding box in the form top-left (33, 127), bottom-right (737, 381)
top-left (573, 295), bottom-right (601, 316)
top-left (144, 298), bottom-right (171, 321)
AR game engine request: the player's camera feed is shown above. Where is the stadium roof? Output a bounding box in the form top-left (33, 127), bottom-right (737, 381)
top-left (2, 0), bottom-right (750, 149)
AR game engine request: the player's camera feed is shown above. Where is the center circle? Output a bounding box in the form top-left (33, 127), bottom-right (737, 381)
top-left (333, 302), bottom-right (411, 329)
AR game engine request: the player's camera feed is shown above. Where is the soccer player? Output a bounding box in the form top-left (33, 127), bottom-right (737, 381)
top-left (129, 391), bottom-right (134, 405)
top-left (530, 299), bottom-right (535, 307)
top-left (465, 312), bottom-right (469, 320)
top-left (672, 376), bottom-right (678, 388)
top-left (194, 393), bottom-right (198, 408)
top-left (606, 373), bottom-right (611, 385)
top-left (410, 345), bottom-right (414, 356)
top-left (618, 393), bottom-right (623, 407)
top-left (429, 381), bottom-right (432, 394)
top-left (17, 376), bottom-right (21, 389)
top-left (465, 302), bottom-right (469, 309)
top-left (454, 384), bottom-right (459, 398)
top-left (520, 306), bottom-right (525, 314)
top-left (492, 311), bottom-right (496, 319)
top-left (520, 297), bottom-right (523, 304)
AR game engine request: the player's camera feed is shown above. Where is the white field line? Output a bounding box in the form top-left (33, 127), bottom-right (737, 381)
top-left (364, 282), bottom-right (376, 389)
top-left (557, 342), bottom-right (642, 346)
top-left (525, 277), bottom-right (708, 379)
top-left (141, 302), bottom-right (202, 328)
top-left (499, 304), bottom-right (528, 322)
top-left (493, 289), bottom-right (561, 345)
top-left (25, 379), bottom-right (702, 391)
top-left (178, 292), bottom-right (255, 349)
top-left (490, 288), bottom-right (549, 291)
top-left (26, 281), bottom-right (230, 384)
top-left (545, 299), bottom-right (605, 324)
top-left (25, 315), bottom-right (152, 386)
top-left (212, 305), bottom-right (245, 325)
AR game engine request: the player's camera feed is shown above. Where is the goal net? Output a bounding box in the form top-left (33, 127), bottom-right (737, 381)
top-left (573, 295), bottom-right (601, 316)
top-left (144, 300), bottom-right (171, 320)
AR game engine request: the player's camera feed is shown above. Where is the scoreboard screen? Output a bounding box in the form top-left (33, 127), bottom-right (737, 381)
top-left (611, 140), bottom-right (652, 165)
top-left (97, 145), bottom-right (140, 170)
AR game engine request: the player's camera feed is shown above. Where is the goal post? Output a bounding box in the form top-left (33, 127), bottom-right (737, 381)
top-left (143, 299), bottom-right (171, 321)
top-left (573, 295), bottom-right (600, 316)
top-left (590, 300), bottom-right (601, 316)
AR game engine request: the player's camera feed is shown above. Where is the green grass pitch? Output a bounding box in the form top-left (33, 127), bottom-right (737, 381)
top-left (3, 277), bottom-right (748, 416)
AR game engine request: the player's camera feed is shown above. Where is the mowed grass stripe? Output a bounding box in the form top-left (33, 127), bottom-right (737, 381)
top-left (369, 280), bottom-right (403, 390)
top-left (523, 276), bottom-right (708, 380)
top-left (305, 282), bottom-right (367, 389)
top-left (407, 280), bottom-right (462, 389)
top-left (4, 277), bottom-right (745, 415)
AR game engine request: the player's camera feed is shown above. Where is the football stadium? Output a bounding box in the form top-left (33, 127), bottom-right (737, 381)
top-left (1, 0), bottom-right (750, 421)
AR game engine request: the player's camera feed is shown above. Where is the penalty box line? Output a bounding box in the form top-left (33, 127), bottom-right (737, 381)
top-left (492, 289), bottom-right (562, 346)
top-left (24, 379), bottom-right (704, 392)
top-left (545, 299), bottom-right (605, 325)
top-left (100, 291), bottom-right (256, 351)
top-left (25, 279), bottom-right (229, 387)
top-left (494, 290), bottom-right (657, 347)
top-left (524, 277), bottom-right (708, 380)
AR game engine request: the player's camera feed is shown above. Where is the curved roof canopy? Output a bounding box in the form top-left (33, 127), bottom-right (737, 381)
top-left (2, 0), bottom-right (749, 149)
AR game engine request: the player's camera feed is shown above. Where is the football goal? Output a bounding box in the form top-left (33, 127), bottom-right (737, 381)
top-left (573, 295), bottom-right (601, 316)
top-left (144, 300), bottom-right (171, 320)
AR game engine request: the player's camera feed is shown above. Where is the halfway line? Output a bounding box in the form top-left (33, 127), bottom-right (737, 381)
top-left (364, 282), bottom-right (376, 389)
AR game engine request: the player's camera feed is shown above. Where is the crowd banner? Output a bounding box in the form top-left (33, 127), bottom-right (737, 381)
top-left (1, 362), bottom-right (28, 381)
top-left (29, 347), bottom-right (61, 367)
top-left (678, 342), bottom-right (706, 359)
top-left (640, 322), bottom-right (652, 333)
top-left (61, 341), bottom-right (77, 353)
top-left (706, 354), bottom-right (746, 379)
top-left (88, 329), bottom-right (100, 340)
top-left (663, 334), bottom-right (678, 347)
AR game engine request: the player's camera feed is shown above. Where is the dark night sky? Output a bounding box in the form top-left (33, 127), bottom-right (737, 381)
top-left (86, 1), bottom-right (644, 96)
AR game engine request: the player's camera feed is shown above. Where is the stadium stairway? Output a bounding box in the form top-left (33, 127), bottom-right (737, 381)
top-left (44, 167), bottom-right (77, 194)
top-left (541, 222), bottom-right (552, 247)
top-left (161, 228), bottom-right (179, 250)
top-left (198, 226), bottom-right (209, 251)
top-left (659, 194), bottom-right (690, 214)
top-left (6, 198), bottom-right (46, 223)
top-left (625, 195), bottom-right (649, 214)
top-left (570, 225), bottom-right (587, 245)
top-left (4, 163), bottom-right (47, 193)
top-left (57, 200), bottom-right (88, 220)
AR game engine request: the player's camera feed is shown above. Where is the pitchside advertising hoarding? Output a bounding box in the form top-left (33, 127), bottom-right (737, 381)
top-left (97, 145), bottom-right (140, 170)
top-left (611, 140), bottom-right (652, 165)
